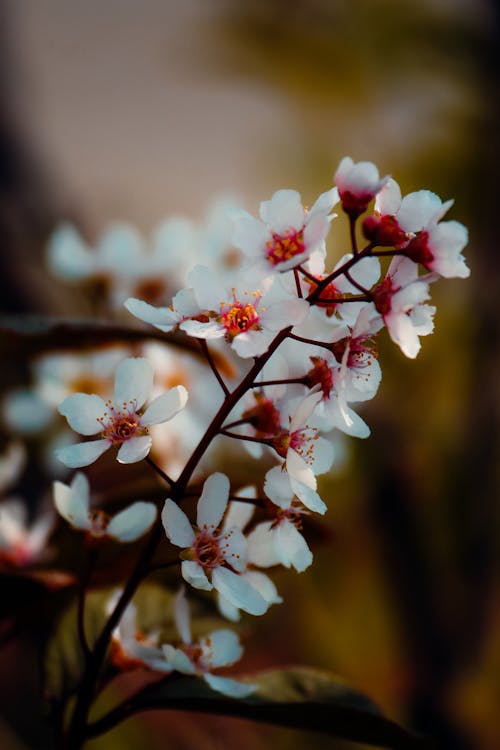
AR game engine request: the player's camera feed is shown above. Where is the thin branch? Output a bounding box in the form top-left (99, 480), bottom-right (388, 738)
top-left (251, 377), bottom-right (307, 388)
top-left (199, 339), bottom-right (230, 396)
top-left (145, 456), bottom-right (175, 488)
top-left (228, 495), bottom-right (267, 508)
top-left (293, 268), bottom-right (303, 298)
top-left (343, 268), bottom-right (371, 296)
top-left (222, 417), bottom-right (251, 431)
top-left (219, 429), bottom-right (272, 446)
top-left (297, 265), bottom-right (318, 283)
top-left (287, 332), bottom-right (337, 352)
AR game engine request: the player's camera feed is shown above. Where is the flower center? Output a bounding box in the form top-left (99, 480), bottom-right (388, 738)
top-left (305, 276), bottom-right (341, 316)
top-left (219, 290), bottom-right (262, 339)
top-left (265, 228), bottom-right (305, 266)
top-left (99, 400), bottom-right (142, 444)
top-left (194, 531), bottom-right (224, 569)
top-left (88, 509), bottom-right (111, 537)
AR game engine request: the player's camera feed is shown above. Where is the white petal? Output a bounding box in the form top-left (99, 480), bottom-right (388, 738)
top-left (375, 178), bottom-right (401, 215)
top-left (221, 528), bottom-right (248, 572)
top-left (58, 393), bottom-right (106, 435)
top-left (386, 313), bottom-right (421, 359)
top-left (174, 586), bottom-right (191, 644)
top-left (107, 501), bottom-right (157, 542)
top-left (244, 570), bottom-right (282, 605)
top-left (53, 477), bottom-right (90, 529)
top-left (264, 466), bottom-right (294, 508)
top-left (161, 498), bottom-right (195, 547)
top-left (308, 187), bottom-right (339, 217)
top-left (290, 390), bottom-right (322, 431)
top-left (232, 213), bottom-right (269, 257)
top-left (162, 645), bottom-right (196, 675)
top-left (231, 329), bottom-right (273, 358)
top-left (55, 440), bottom-right (110, 468)
top-left (246, 523), bottom-right (281, 567)
top-left (117, 435), bottom-right (152, 464)
top-left (212, 567), bottom-right (268, 616)
top-left (181, 559), bottom-right (213, 591)
top-left (217, 592), bottom-right (241, 622)
top-left (289, 478), bottom-right (327, 514)
top-left (263, 298), bottom-right (309, 330)
top-left (223, 499), bottom-right (255, 533)
top-left (260, 189), bottom-right (305, 232)
top-left (47, 224), bottom-right (95, 281)
top-left (276, 521), bottom-right (312, 572)
top-left (309, 436), bottom-right (335, 474)
top-left (180, 319), bottom-right (225, 339)
top-left (197, 473), bottom-right (230, 530)
top-left (142, 386), bottom-right (188, 426)
top-left (124, 298), bottom-right (180, 332)
top-left (114, 358), bottom-right (153, 409)
top-left (286, 448), bottom-right (316, 489)
top-left (201, 629), bottom-right (242, 668)
top-left (188, 265), bottom-right (227, 310)
top-left (397, 190), bottom-right (444, 232)
top-left (203, 672), bottom-right (256, 698)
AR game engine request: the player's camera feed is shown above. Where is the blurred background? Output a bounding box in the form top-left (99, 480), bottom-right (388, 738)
top-left (0, 0), bottom-right (499, 748)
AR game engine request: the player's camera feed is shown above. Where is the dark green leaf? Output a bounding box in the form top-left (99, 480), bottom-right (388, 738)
top-left (88, 667), bottom-right (430, 748)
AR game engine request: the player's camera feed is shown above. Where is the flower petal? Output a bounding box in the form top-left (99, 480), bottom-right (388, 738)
top-left (55, 440), bottom-right (110, 468)
top-left (107, 501), bottom-right (157, 542)
top-left (260, 189), bottom-right (304, 233)
top-left (212, 567), bottom-right (268, 616)
top-left (142, 386), bottom-right (188, 426)
top-left (276, 520), bottom-right (313, 572)
top-left (201, 629), bottom-right (242, 668)
top-left (174, 586), bottom-right (191, 644)
top-left (181, 559), bottom-right (213, 591)
top-left (203, 672), bottom-right (256, 698)
top-left (124, 298), bottom-right (180, 332)
top-left (53, 475), bottom-right (90, 529)
top-left (196, 473), bottom-right (230, 530)
top-left (161, 498), bottom-right (195, 547)
top-left (114, 358), bottom-right (153, 409)
top-left (162, 645), bottom-right (196, 675)
top-left (58, 393), bottom-right (106, 435)
top-left (117, 435), bottom-right (152, 464)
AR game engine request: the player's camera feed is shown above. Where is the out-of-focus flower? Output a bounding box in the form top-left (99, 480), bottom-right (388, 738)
top-left (109, 596), bottom-right (167, 671)
top-left (232, 187), bottom-right (338, 273)
top-left (161, 587), bottom-right (256, 697)
top-left (56, 357), bottom-right (188, 467)
top-left (161, 473), bottom-right (269, 616)
top-left (53, 473), bottom-right (156, 542)
top-left (0, 499), bottom-right (53, 567)
top-left (0, 442), bottom-right (25, 494)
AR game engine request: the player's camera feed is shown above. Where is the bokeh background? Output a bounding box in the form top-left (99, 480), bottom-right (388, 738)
top-left (0, 1), bottom-right (499, 748)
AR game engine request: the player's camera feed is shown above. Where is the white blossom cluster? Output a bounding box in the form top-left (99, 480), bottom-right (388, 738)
top-left (0, 157), bottom-right (469, 696)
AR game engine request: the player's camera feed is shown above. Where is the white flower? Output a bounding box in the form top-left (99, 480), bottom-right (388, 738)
top-left (161, 473), bottom-right (269, 616)
top-left (0, 442), bottom-right (25, 494)
top-left (161, 587), bottom-right (256, 697)
top-left (247, 472), bottom-right (313, 573)
top-left (334, 157), bottom-right (389, 217)
top-left (215, 490), bottom-right (282, 622)
top-left (110, 597), bottom-right (168, 671)
top-left (53, 473), bottom-right (156, 542)
top-left (371, 179), bottom-right (470, 278)
top-left (372, 256), bottom-right (435, 359)
top-left (179, 266), bottom-right (308, 358)
top-left (270, 391), bottom-right (334, 508)
top-left (0, 499), bottom-right (53, 566)
top-left (56, 357), bottom-right (188, 467)
top-left (232, 187), bottom-right (338, 273)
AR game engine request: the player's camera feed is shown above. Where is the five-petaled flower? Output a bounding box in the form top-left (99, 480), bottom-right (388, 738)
top-left (56, 357), bottom-right (188, 467)
top-left (232, 187), bottom-right (339, 274)
top-left (53, 472), bottom-right (157, 542)
top-left (161, 473), bottom-right (269, 616)
top-left (161, 586), bottom-right (256, 697)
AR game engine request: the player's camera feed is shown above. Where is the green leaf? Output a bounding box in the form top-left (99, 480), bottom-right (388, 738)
top-left (88, 667), bottom-right (428, 748)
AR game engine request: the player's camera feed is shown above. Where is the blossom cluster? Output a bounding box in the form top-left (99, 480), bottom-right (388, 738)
top-left (0, 157), bottom-right (469, 699)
